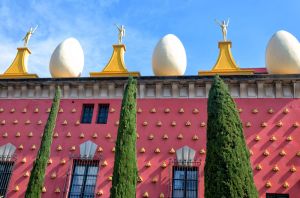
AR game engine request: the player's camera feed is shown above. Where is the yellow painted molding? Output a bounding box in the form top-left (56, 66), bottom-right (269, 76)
top-left (90, 44), bottom-right (140, 77)
top-left (0, 47), bottom-right (38, 78)
top-left (199, 41), bottom-right (254, 76)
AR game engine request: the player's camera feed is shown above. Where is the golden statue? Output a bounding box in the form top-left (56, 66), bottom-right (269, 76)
top-left (215, 19), bottom-right (229, 41)
top-left (22, 25), bottom-right (38, 47)
top-left (115, 24), bottom-right (125, 44)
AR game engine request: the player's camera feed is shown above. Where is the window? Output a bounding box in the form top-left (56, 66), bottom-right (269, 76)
top-left (81, 104), bottom-right (94, 124)
top-left (172, 166), bottom-right (198, 198)
top-left (96, 104), bottom-right (109, 124)
top-left (68, 160), bottom-right (99, 198)
top-left (266, 193), bottom-right (289, 198)
top-left (0, 161), bottom-right (14, 197)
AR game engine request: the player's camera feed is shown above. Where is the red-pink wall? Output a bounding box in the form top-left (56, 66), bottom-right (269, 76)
top-left (0, 98), bottom-right (299, 198)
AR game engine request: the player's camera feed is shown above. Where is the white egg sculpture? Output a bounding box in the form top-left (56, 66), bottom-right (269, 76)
top-left (49, 37), bottom-right (84, 77)
top-left (152, 34), bottom-right (187, 76)
top-left (266, 30), bottom-right (300, 74)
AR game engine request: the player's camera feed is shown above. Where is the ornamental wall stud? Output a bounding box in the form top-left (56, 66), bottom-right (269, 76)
top-left (66, 132), bottom-right (71, 137)
top-left (101, 160), bottom-right (108, 167)
top-left (10, 108), bottom-right (15, 113)
top-left (48, 159), bottom-right (53, 164)
top-left (34, 108), bottom-right (38, 113)
top-left (25, 120), bottom-right (31, 124)
top-left (171, 121), bottom-right (176, 126)
top-left (92, 133), bottom-right (98, 139)
top-left (42, 186), bottom-right (46, 193)
top-left (286, 136), bottom-right (293, 141)
top-left (96, 190), bottom-right (103, 196)
top-left (15, 132), bottom-right (21, 137)
top-left (148, 134), bottom-right (154, 140)
top-left (156, 121), bottom-right (162, 126)
top-left (293, 122), bottom-right (299, 128)
top-left (283, 108), bottom-right (289, 114)
top-left (31, 145), bottom-right (36, 150)
top-left (24, 171), bottom-right (30, 177)
top-left (263, 150), bottom-right (270, 156)
top-left (71, 108), bottom-right (76, 113)
top-left (283, 181), bottom-right (289, 189)
top-left (154, 148), bottom-right (160, 153)
top-left (13, 120), bottom-right (18, 124)
top-left (46, 108), bottom-right (51, 113)
top-left (137, 108), bottom-right (142, 113)
top-left (193, 108), bottom-right (199, 114)
top-left (270, 136), bottom-right (277, 142)
top-left (276, 121), bottom-right (283, 127)
top-left (268, 108), bottom-right (274, 114)
top-left (110, 108), bottom-right (115, 113)
top-left (272, 165), bottom-right (279, 172)
top-left (28, 132), bottom-right (33, 137)
top-left (255, 164), bottom-right (262, 170)
top-left (179, 108), bottom-right (184, 113)
top-left (265, 181), bottom-right (272, 188)
top-left (279, 150), bottom-right (286, 156)
top-left (150, 108), bottom-right (156, 113)
top-left (177, 133), bottom-right (183, 139)
top-left (53, 132), bottom-right (59, 138)
top-left (143, 192), bottom-right (149, 198)
top-left (169, 148), bottom-right (175, 154)
top-left (51, 172), bottom-right (57, 179)
top-left (59, 108), bottom-right (64, 113)
top-left (142, 121), bottom-right (148, 126)
top-left (164, 108), bottom-right (170, 113)
top-left (163, 134), bottom-right (168, 140)
top-left (252, 108), bottom-right (258, 114)
top-left (55, 188), bottom-right (61, 193)
top-left (290, 165), bottom-right (296, 173)
top-left (140, 147), bottom-right (146, 153)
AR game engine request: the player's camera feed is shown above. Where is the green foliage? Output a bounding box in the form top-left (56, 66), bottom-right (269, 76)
top-left (110, 77), bottom-right (138, 198)
top-left (25, 86), bottom-right (61, 198)
top-left (204, 75), bottom-right (258, 198)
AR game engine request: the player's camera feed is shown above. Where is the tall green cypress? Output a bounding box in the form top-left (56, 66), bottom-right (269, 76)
top-left (204, 75), bottom-right (258, 198)
top-left (110, 77), bottom-right (138, 198)
top-left (25, 86), bottom-right (61, 198)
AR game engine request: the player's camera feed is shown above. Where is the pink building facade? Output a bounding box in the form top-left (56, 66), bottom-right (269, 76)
top-left (0, 76), bottom-right (299, 198)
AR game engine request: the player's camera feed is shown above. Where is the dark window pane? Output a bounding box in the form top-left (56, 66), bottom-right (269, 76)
top-left (81, 104), bottom-right (94, 124)
top-left (0, 161), bottom-right (14, 197)
top-left (266, 194), bottom-right (289, 198)
top-left (68, 160), bottom-right (99, 198)
top-left (172, 166), bottom-right (198, 198)
top-left (96, 104), bottom-right (109, 124)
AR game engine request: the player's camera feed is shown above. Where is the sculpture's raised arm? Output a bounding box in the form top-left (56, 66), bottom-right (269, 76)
top-left (115, 24), bottom-right (121, 31)
top-left (32, 25), bottom-right (38, 34)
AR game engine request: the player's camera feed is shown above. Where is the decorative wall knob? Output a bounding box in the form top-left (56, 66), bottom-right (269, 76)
top-left (252, 108), bottom-right (258, 114)
top-left (283, 181), bottom-right (289, 188)
top-left (145, 161), bottom-right (151, 167)
top-left (255, 164), bottom-right (262, 170)
top-left (283, 108), bottom-right (289, 114)
top-left (143, 192), bottom-right (149, 198)
top-left (154, 148), bottom-right (160, 153)
top-left (137, 108), bottom-right (142, 113)
top-left (179, 108), bottom-right (184, 113)
top-left (268, 108), bottom-right (274, 114)
top-left (55, 188), bottom-right (61, 193)
top-left (169, 148), bottom-right (175, 154)
top-left (272, 165), bottom-right (279, 172)
top-left (270, 136), bottom-right (277, 142)
top-left (164, 108), bottom-right (170, 113)
top-left (265, 181), bottom-right (272, 188)
top-left (263, 150), bottom-right (270, 156)
top-left (279, 150), bottom-right (286, 156)
top-left (163, 134), bottom-right (168, 140)
top-left (148, 134), bottom-right (154, 140)
top-left (177, 133), bottom-right (183, 139)
top-left (71, 108), bottom-right (77, 113)
top-left (140, 147), bottom-right (146, 153)
top-left (199, 149), bottom-right (206, 155)
top-left (150, 108), bottom-right (156, 113)
top-left (192, 108), bottom-right (199, 114)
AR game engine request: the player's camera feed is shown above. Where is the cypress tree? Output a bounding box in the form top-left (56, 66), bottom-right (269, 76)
top-left (25, 86), bottom-right (61, 198)
top-left (204, 75), bottom-right (258, 198)
top-left (110, 77), bottom-right (138, 198)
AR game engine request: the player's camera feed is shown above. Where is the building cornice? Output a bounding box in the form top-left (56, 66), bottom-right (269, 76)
top-left (0, 74), bottom-right (299, 99)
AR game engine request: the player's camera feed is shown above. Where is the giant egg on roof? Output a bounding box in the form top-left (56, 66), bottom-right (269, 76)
top-left (266, 30), bottom-right (300, 74)
top-left (49, 37), bottom-right (84, 78)
top-left (152, 34), bottom-right (187, 76)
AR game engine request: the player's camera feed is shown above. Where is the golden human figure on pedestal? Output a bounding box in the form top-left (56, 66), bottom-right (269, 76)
top-left (22, 25), bottom-right (38, 47)
top-left (115, 24), bottom-right (125, 44)
top-left (215, 19), bottom-right (229, 41)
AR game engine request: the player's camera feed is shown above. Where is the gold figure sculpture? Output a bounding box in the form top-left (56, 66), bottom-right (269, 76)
top-left (22, 25), bottom-right (38, 47)
top-left (215, 19), bottom-right (229, 41)
top-left (115, 24), bottom-right (125, 44)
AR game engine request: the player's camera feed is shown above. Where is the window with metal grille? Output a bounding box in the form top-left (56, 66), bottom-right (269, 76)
top-left (96, 104), bottom-right (109, 124)
top-left (81, 104), bottom-right (94, 124)
top-left (68, 160), bottom-right (99, 198)
top-left (0, 160), bottom-right (14, 197)
top-left (172, 166), bottom-right (198, 198)
top-left (266, 193), bottom-right (289, 198)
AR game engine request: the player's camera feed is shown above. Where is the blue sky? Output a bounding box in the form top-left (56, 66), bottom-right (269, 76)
top-left (0, 0), bottom-right (300, 77)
